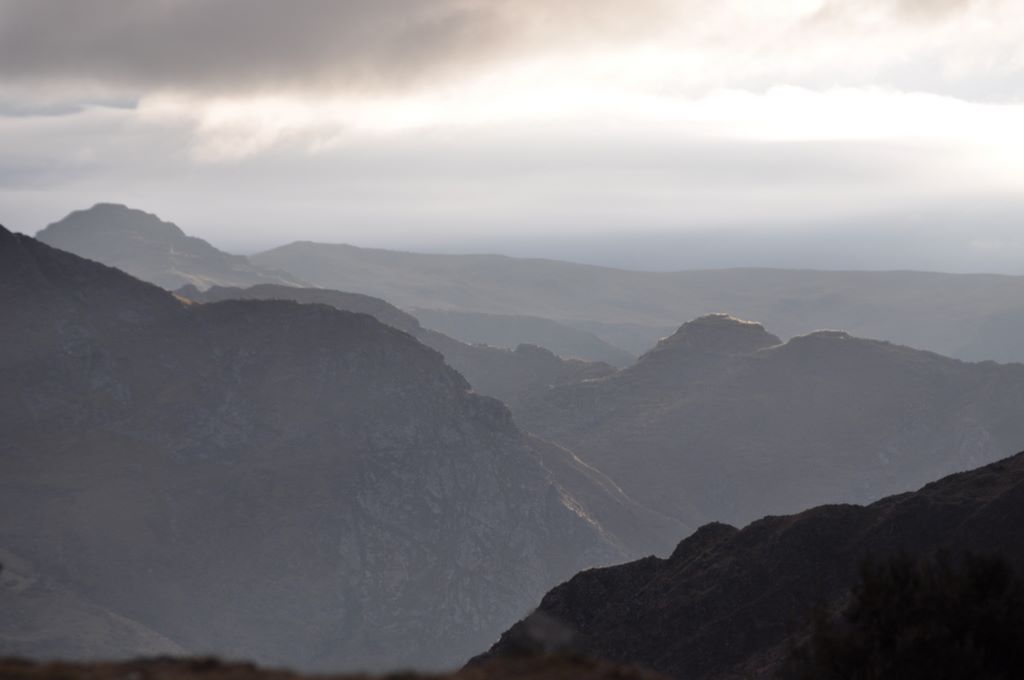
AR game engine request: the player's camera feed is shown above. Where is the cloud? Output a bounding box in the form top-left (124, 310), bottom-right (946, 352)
top-left (0, 0), bottom-right (1022, 269)
top-left (0, 0), bottom-right (678, 98)
top-left (0, 0), bottom-right (1020, 102)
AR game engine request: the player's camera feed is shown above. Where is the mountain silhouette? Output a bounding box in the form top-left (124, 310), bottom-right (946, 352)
top-left (482, 451), bottom-right (1024, 679)
top-left (35, 203), bottom-right (305, 290)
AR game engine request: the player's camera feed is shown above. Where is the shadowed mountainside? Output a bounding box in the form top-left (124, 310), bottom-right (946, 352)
top-left (252, 240), bottom-right (1024, 363)
top-left (482, 451), bottom-right (1024, 679)
top-left (0, 225), bottom-right (665, 671)
top-left (35, 204), bottom-right (305, 290)
top-left (179, 284), bottom-right (621, 414)
top-left (515, 314), bottom-right (1024, 528)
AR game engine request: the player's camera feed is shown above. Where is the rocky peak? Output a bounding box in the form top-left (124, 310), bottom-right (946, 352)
top-left (631, 315), bottom-right (781, 375)
top-left (38, 203), bottom-right (188, 242)
top-left (34, 204), bottom-right (305, 290)
top-left (651, 314), bottom-right (781, 356)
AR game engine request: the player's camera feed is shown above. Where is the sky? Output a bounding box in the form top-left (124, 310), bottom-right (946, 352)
top-left (1, 0), bottom-right (1023, 272)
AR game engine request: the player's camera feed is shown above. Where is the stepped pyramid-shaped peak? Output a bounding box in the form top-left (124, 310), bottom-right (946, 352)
top-left (646, 313), bottom-right (781, 358)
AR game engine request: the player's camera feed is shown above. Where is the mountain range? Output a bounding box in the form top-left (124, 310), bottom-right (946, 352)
top-left (36, 204), bottom-right (1024, 367)
top-left (515, 313), bottom-right (1024, 528)
top-left (252, 239), bottom-right (1024, 364)
top-left (8, 203), bottom-right (1024, 677)
top-left (0, 224), bottom-right (667, 670)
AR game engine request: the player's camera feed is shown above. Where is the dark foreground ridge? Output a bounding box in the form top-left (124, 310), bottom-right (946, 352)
top-left (482, 451), bottom-right (1024, 679)
top-left (0, 655), bottom-right (667, 680)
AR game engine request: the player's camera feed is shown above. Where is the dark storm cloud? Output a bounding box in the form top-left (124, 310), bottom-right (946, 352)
top-left (0, 0), bottom-right (512, 92)
top-left (0, 0), bottom-right (1017, 100)
top-left (0, 0), bottom-right (669, 94)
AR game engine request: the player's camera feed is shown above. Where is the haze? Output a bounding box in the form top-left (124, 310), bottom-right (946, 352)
top-left (1, 0), bottom-right (1023, 271)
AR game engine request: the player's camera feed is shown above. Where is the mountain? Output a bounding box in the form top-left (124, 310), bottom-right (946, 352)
top-left (252, 241), bottom-right (1024, 363)
top-left (0, 226), bottom-right (654, 671)
top-left (515, 314), bottom-right (1024, 528)
top-left (179, 284), bottom-right (622, 414)
top-left (35, 204), bottom-right (305, 290)
top-left (483, 451), bottom-right (1024, 679)
top-left (178, 284), bottom-right (424, 335)
top-left (410, 309), bottom-right (634, 367)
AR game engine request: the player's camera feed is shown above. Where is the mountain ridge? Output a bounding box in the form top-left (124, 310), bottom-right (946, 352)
top-left (481, 450), bottom-right (1024, 679)
top-left (514, 314), bottom-right (1024, 528)
top-left (178, 283), bottom-right (625, 418)
top-left (35, 204), bottom-right (305, 290)
top-left (251, 238), bottom-right (1024, 364)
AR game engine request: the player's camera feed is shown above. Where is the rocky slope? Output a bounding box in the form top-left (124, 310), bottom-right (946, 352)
top-left (516, 314), bottom-right (1024, 528)
top-left (35, 204), bottom-right (304, 290)
top-left (252, 240), bottom-right (1024, 363)
top-left (0, 226), bottom-right (644, 671)
top-left (179, 284), bottom-right (620, 414)
top-left (483, 451), bottom-right (1024, 679)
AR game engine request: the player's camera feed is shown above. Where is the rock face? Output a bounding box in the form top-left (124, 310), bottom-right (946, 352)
top-left (0, 226), bottom-right (636, 671)
top-left (516, 314), bottom-right (1024, 528)
top-left (35, 204), bottom-right (305, 290)
top-left (180, 284), bottom-right (620, 414)
top-left (483, 451), bottom-right (1024, 679)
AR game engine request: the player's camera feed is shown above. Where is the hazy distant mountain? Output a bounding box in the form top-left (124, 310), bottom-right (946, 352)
top-left (0, 226), bottom-right (660, 671)
top-left (411, 308), bottom-right (634, 367)
top-left (180, 284), bottom-right (622, 413)
top-left (252, 241), bottom-right (1024, 363)
top-left (483, 451), bottom-right (1024, 679)
top-left (516, 314), bottom-right (1024, 528)
top-left (35, 204), bottom-right (305, 290)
